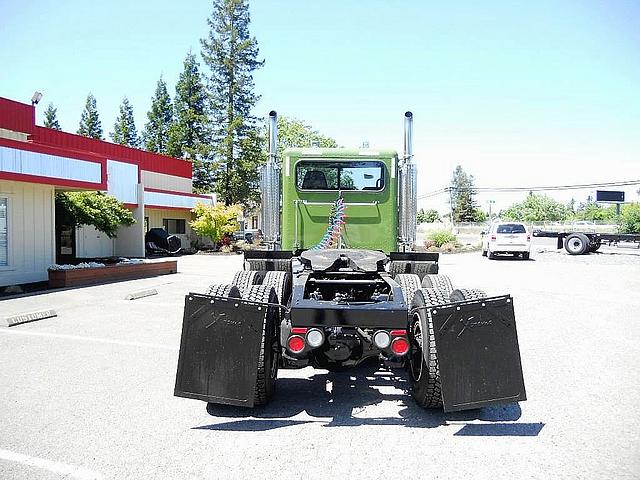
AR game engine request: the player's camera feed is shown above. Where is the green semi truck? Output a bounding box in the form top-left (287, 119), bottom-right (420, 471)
top-left (174, 111), bottom-right (526, 413)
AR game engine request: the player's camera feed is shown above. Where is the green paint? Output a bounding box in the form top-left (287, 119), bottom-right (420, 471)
top-left (281, 148), bottom-right (398, 252)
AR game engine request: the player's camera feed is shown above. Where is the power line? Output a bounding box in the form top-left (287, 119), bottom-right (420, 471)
top-left (418, 179), bottom-right (640, 199)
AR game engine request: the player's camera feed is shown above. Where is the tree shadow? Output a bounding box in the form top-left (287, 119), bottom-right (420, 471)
top-left (194, 363), bottom-right (530, 433)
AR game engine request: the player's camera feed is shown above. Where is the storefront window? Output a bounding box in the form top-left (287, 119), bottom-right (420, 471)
top-left (163, 218), bottom-right (186, 235)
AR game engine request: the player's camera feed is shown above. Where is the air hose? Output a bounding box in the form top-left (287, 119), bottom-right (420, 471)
top-left (310, 196), bottom-right (347, 250)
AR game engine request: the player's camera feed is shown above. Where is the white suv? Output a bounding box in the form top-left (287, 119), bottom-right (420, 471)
top-left (481, 221), bottom-right (531, 260)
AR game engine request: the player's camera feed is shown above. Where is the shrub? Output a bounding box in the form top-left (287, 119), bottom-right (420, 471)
top-left (190, 203), bottom-right (242, 245)
top-left (620, 203), bottom-right (640, 233)
top-left (55, 192), bottom-right (135, 238)
top-left (427, 229), bottom-right (457, 247)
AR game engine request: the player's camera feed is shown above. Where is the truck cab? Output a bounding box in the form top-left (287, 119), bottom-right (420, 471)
top-left (280, 148), bottom-right (399, 252)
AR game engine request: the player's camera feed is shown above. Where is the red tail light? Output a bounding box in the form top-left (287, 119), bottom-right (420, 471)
top-left (391, 337), bottom-right (410, 356)
top-left (287, 335), bottom-right (305, 353)
top-left (527, 235), bottom-right (531, 242)
top-left (490, 235), bottom-right (496, 242)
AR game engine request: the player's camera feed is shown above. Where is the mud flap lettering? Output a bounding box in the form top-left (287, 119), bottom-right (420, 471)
top-left (174, 293), bottom-right (265, 407)
top-left (431, 296), bottom-right (526, 412)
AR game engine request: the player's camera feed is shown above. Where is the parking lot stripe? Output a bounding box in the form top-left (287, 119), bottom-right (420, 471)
top-left (0, 448), bottom-right (104, 479)
top-left (0, 329), bottom-right (178, 350)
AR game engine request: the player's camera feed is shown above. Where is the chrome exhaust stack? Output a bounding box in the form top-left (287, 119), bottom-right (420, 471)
top-left (260, 111), bottom-right (281, 249)
top-left (398, 111), bottom-right (417, 251)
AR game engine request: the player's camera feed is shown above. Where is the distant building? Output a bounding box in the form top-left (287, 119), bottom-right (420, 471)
top-left (0, 96), bottom-right (214, 287)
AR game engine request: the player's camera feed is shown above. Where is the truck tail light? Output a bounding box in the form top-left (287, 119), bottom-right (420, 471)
top-left (373, 330), bottom-right (391, 349)
top-left (527, 234), bottom-right (531, 242)
top-left (287, 335), bottom-right (305, 353)
top-left (306, 328), bottom-right (324, 348)
top-left (491, 235), bottom-right (496, 242)
top-left (391, 337), bottom-right (410, 356)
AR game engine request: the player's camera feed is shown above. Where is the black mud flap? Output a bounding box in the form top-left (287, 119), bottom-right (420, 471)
top-left (431, 295), bottom-right (526, 412)
top-left (174, 293), bottom-right (265, 407)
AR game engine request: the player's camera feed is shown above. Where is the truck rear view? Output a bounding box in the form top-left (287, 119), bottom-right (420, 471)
top-left (174, 111), bottom-right (527, 414)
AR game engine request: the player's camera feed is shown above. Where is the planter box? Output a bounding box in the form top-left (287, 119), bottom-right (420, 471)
top-left (48, 261), bottom-right (178, 288)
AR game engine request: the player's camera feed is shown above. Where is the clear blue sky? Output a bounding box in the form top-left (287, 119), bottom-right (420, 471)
top-left (1, 0), bottom-right (639, 210)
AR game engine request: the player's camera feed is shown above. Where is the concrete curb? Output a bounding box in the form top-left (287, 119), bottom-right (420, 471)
top-left (2, 309), bottom-right (57, 327)
top-left (125, 289), bottom-right (158, 301)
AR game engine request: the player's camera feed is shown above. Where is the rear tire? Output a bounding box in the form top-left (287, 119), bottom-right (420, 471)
top-left (394, 273), bottom-right (422, 306)
top-left (260, 271), bottom-right (291, 306)
top-left (408, 288), bottom-right (449, 409)
top-left (488, 249), bottom-right (497, 260)
top-left (205, 283), bottom-right (242, 298)
top-left (450, 288), bottom-right (487, 302)
top-left (242, 285), bottom-right (279, 406)
top-left (232, 270), bottom-right (264, 295)
top-left (421, 274), bottom-right (454, 296)
top-left (565, 233), bottom-right (589, 255)
top-left (522, 252), bottom-right (530, 260)
top-left (481, 249), bottom-right (487, 257)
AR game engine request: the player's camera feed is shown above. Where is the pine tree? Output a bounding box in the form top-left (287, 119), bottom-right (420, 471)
top-left (450, 165), bottom-right (480, 222)
top-left (167, 52), bottom-right (212, 190)
top-left (77, 93), bottom-right (103, 139)
top-left (43, 103), bottom-right (61, 130)
top-left (110, 97), bottom-right (139, 147)
top-left (201, 0), bottom-right (265, 206)
top-left (142, 77), bottom-right (173, 154)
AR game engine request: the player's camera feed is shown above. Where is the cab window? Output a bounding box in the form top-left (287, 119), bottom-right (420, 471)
top-left (296, 161), bottom-right (385, 191)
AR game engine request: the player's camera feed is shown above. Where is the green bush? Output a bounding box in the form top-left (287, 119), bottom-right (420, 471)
top-left (620, 203), bottom-right (640, 233)
top-left (427, 229), bottom-right (457, 247)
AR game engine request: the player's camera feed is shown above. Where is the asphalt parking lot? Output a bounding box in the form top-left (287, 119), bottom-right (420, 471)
top-left (1, 239), bottom-right (639, 479)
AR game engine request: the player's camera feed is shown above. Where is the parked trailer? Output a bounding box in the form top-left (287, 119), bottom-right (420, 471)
top-left (533, 230), bottom-right (640, 255)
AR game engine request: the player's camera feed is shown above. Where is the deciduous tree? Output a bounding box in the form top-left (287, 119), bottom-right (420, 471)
top-left (55, 192), bottom-right (135, 238)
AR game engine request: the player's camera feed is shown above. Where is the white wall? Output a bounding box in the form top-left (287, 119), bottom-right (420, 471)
top-left (141, 170), bottom-right (192, 193)
top-left (107, 160), bottom-right (138, 204)
top-left (0, 180), bottom-right (55, 286)
top-left (145, 190), bottom-right (213, 209)
top-left (0, 146), bottom-right (102, 184)
top-left (114, 184), bottom-right (145, 257)
top-left (76, 225), bottom-right (115, 258)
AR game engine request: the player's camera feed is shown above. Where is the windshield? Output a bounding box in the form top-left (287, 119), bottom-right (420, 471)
top-left (296, 161), bottom-right (385, 191)
top-left (496, 224), bottom-right (527, 234)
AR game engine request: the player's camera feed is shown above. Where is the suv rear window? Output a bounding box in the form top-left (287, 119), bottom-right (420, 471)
top-left (496, 224), bottom-right (526, 234)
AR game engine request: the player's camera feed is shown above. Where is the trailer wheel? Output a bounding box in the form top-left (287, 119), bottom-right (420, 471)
top-left (395, 273), bottom-right (422, 306)
top-left (564, 233), bottom-right (589, 255)
top-left (408, 288), bottom-right (449, 408)
top-left (450, 288), bottom-right (487, 302)
top-left (232, 270), bottom-right (264, 295)
top-left (421, 274), bottom-right (454, 296)
top-left (205, 283), bottom-right (242, 298)
top-left (243, 285), bottom-right (279, 406)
